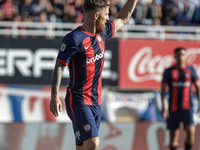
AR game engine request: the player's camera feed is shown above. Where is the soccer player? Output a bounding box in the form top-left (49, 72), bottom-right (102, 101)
top-left (161, 47), bottom-right (200, 150)
top-left (49, 0), bottom-right (137, 149)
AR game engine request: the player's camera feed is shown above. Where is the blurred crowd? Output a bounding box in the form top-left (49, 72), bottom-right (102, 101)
top-left (0, 0), bottom-right (200, 26)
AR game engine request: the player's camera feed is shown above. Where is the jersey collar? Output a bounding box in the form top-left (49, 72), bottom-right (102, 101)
top-left (174, 64), bottom-right (187, 70)
top-left (79, 26), bottom-right (100, 36)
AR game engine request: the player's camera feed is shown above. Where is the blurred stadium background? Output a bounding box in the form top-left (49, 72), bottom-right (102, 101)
top-left (0, 0), bottom-right (200, 149)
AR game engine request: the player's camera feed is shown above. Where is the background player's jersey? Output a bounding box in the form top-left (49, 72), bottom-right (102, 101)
top-left (56, 21), bottom-right (115, 106)
top-left (162, 65), bottom-right (199, 111)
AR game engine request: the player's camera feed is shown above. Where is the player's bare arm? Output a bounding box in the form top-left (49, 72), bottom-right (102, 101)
top-left (112, 0), bottom-right (138, 32)
top-left (161, 83), bottom-right (169, 118)
top-left (194, 80), bottom-right (200, 113)
top-left (50, 61), bottom-right (66, 117)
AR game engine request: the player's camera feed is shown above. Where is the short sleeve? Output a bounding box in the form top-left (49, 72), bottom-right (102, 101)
top-left (191, 67), bottom-right (199, 83)
top-left (56, 33), bottom-right (77, 66)
top-left (102, 21), bottom-right (115, 39)
top-left (162, 69), bottom-right (170, 85)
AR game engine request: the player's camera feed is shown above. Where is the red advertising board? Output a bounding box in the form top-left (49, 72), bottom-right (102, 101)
top-left (119, 39), bottom-right (200, 90)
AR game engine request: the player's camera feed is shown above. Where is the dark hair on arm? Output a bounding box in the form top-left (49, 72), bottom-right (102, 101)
top-left (83, 0), bottom-right (110, 12)
top-left (174, 47), bottom-right (186, 54)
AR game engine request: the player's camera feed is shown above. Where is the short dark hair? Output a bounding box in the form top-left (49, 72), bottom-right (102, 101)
top-left (83, 0), bottom-right (110, 13)
top-left (174, 47), bottom-right (186, 54)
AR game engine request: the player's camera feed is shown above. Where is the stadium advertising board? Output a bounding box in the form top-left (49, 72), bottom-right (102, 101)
top-left (1, 84), bottom-right (199, 123)
top-left (0, 38), bottom-right (118, 86)
top-left (0, 122), bottom-right (200, 150)
top-left (119, 39), bottom-right (200, 90)
top-left (0, 84), bottom-right (69, 122)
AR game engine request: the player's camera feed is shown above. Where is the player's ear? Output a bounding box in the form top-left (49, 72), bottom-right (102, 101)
top-left (94, 12), bottom-right (99, 20)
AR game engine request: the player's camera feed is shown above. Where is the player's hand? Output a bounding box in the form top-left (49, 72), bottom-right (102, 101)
top-left (198, 107), bottom-right (200, 113)
top-left (50, 95), bottom-right (62, 117)
top-left (161, 108), bottom-right (169, 119)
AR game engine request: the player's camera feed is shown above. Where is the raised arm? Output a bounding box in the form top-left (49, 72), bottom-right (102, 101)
top-left (50, 61), bottom-right (66, 117)
top-left (112, 0), bottom-right (138, 32)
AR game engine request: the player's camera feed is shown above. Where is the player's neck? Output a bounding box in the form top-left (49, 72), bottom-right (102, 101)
top-left (175, 63), bottom-right (186, 69)
top-left (82, 21), bottom-right (96, 34)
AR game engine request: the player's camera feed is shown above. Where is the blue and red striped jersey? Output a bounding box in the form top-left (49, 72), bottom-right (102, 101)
top-left (56, 21), bottom-right (115, 106)
top-left (162, 65), bottom-right (199, 111)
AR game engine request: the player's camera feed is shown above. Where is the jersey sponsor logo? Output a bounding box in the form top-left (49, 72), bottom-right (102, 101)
top-left (61, 44), bottom-right (66, 51)
top-left (172, 81), bottom-right (190, 87)
top-left (86, 50), bottom-right (105, 63)
top-left (83, 124), bottom-right (92, 133)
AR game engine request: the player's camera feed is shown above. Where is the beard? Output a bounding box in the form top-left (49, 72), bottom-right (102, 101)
top-left (96, 17), bottom-right (105, 33)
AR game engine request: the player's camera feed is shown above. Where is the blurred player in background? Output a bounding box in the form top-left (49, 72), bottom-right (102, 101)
top-left (161, 47), bottom-right (200, 150)
top-left (49, 0), bottom-right (137, 149)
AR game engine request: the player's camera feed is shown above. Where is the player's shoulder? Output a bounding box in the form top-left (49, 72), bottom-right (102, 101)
top-left (186, 65), bottom-right (197, 73)
top-left (63, 27), bottom-right (85, 44)
top-left (162, 66), bottom-right (175, 77)
top-left (70, 26), bottom-right (83, 36)
top-left (186, 65), bottom-right (195, 70)
top-left (103, 21), bottom-right (113, 30)
top-left (164, 65), bottom-right (174, 72)
top-left (68, 27), bottom-right (82, 39)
